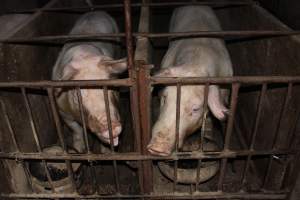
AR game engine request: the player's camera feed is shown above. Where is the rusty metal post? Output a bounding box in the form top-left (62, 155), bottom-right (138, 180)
top-left (137, 62), bottom-right (153, 194)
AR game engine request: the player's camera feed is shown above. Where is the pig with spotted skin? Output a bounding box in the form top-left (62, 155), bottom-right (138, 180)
top-left (148, 6), bottom-right (233, 156)
top-left (52, 12), bottom-right (127, 152)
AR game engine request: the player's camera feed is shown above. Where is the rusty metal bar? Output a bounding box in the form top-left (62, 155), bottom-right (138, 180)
top-left (0, 76), bottom-right (300, 89)
top-left (217, 83), bottom-right (240, 191)
top-left (47, 88), bottom-right (77, 192)
top-left (7, 1), bottom-right (254, 14)
top-left (103, 86), bottom-right (115, 152)
top-left (263, 83), bottom-right (293, 188)
top-left (124, 0), bottom-right (134, 74)
top-left (200, 84), bottom-right (209, 152)
top-left (195, 159), bottom-right (202, 191)
top-left (151, 76), bottom-right (300, 85)
top-left (173, 83), bottom-right (181, 191)
top-left (0, 79), bottom-right (131, 88)
top-left (103, 86), bottom-right (120, 194)
top-left (240, 84), bottom-right (267, 188)
top-left (76, 87), bottom-right (91, 153)
top-left (175, 84), bottom-right (181, 152)
top-left (0, 100), bottom-right (34, 191)
top-left (21, 87), bottom-right (56, 193)
top-left (2, 31), bottom-right (300, 44)
top-left (137, 63), bottom-right (153, 194)
top-left (0, 192), bottom-right (287, 199)
top-left (0, 149), bottom-right (294, 161)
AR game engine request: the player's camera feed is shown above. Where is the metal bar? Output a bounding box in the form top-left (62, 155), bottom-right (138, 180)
top-left (103, 86), bottom-right (120, 193)
top-left (0, 77), bottom-right (300, 88)
top-left (200, 84), bottom-right (209, 151)
top-left (21, 87), bottom-right (56, 193)
top-left (217, 83), bottom-right (240, 191)
top-left (272, 83), bottom-right (293, 149)
top-left (0, 100), bottom-right (20, 151)
top-left (124, 0), bottom-right (134, 74)
top-left (263, 83), bottom-right (293, 188)
top-left (137, 63), bottom-right (153, 194)
top-left (224, 83), bottom-right (240, 149)
top-left (240, 84), bottom-right (267, 188)
top-left (0, 192), bottom-right (287, 199)
top-left (2, 31), bottom-right (300, 44)
top-left (175, 84), bottom-right (181, 152)
top-left (47, 88), bottom-right (77, 192)
top-left (0, 100), bottom-right (34, 191)
top-left (0, 79), bottom-right (131, 88)
top-left (151, 76), bottom-right (300, 85)
top-left (0, 149), bottom-right (294, 161)
top-left (7, 1), bottom-right (255, 14)
top-left (173, 84), bottom-right (181, 192)
top-left (195, 159), bottom-right (202, 191)
top-left (75, 87), bottom-right (90, 153)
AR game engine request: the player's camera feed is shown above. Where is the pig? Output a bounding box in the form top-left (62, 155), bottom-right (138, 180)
top-left (52, 11), bottom-right (127, 152)
top-left (148, 6), bottom-right (233, 156)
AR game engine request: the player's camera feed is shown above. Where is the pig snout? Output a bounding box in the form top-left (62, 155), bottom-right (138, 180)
top-left (147, 131), bottom-right (174, 156)
top-left (97, 121), bottom-right (122, 146)
top-left (90, 117), bottom-right (122, 146)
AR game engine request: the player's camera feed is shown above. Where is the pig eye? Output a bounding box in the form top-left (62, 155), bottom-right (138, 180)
top-left (192, 104), bottom-right (201, 113)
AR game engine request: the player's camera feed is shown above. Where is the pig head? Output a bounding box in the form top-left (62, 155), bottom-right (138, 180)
top-left (148, 65), bottom-right (229, 156)
top-left (55, 45), bottom-right (127, 149)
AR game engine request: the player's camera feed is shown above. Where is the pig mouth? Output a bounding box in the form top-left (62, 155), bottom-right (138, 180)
top-left (147, 142), bottom-right (172, 157)
top-left (97, 134), bottom-right (119, 146)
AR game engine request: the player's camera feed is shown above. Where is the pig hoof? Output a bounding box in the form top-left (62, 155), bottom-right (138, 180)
top-left (147, 144), bottom-right (171, 157)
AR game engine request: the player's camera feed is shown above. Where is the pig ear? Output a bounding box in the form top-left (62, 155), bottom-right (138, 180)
top-left (102, 58), bottom-right (128, 74)
top-left (208, 85), bottom-right (229, 121)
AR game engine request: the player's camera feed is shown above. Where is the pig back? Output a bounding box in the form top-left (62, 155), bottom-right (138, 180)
top-left (52, 11), bottom-right (120, 80)
top-left (69, 11), bottom-right (119, 56)
top-left (162, 6), bottom-right (232, 77)
top-left (169, 6), bottom-right (221, 33)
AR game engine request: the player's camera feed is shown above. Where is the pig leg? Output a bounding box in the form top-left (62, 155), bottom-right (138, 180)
top-left (64, 119), bottom-right (86, 153)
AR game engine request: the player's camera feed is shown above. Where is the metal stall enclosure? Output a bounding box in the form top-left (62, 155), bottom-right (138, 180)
top-left (0, 0), bottom-right (300, 199)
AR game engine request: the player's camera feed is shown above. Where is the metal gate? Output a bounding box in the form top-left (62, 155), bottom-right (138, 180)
top-left (0, 0), bottom-right (300, 199)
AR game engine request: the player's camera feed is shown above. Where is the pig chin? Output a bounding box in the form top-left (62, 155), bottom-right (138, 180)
top-left (96, 133), bottom-right (119, 146)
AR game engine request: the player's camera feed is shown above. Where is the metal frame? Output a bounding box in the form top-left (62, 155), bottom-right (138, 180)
top-left (0, 0), bottom-right (300, 199)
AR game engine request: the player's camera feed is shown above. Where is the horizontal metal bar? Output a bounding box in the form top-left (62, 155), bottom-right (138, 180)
top-left (0, 79), bottom-right (132, 88)
top-left (0, 76), bottom-right (299, 89)
top-left (0, 192), bottom-right (286, 199)
top-left (1, 31), bottom-right (300, 44)
top-left (7, 1), bottom-right (255, 14)
top-left (0, 149), bottom-right (295, 161)
top-left (151, 76), bottom-right (300, 85)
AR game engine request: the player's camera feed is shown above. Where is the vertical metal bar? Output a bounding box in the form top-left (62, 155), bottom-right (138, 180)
top-left (223, 83), bottom-right (240, 150)
top-left (240, 84), bottom-right (267, 188)
top-left (124, 0), bottom-right (134, 75)
top-left (175, 83), bottom-right (181, 152)
top-left (263, 83), bottom-right (293, 188)
top-left (21, 87), bottom-right (56, 193)
top-left (195, 159), bottom-right (202, 192)
top-left (103, 86), bottom-right (120, 194)
top-left (200, 84), bottom-right (209, 152)
top-left (0, 100), bottom-right (34, 191)
top-left (217, 83), bottom-right (240, 191)
top-left (137, 63), bottom-right (153, 195)
top-left (173, 84), bottom-right (181, 192)
top-left (125, 8), bottom-right (145, 198)
top-left (47, 88), bottom-right (77, 192)
top-left (75, 87), bottom-right (91, 153)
